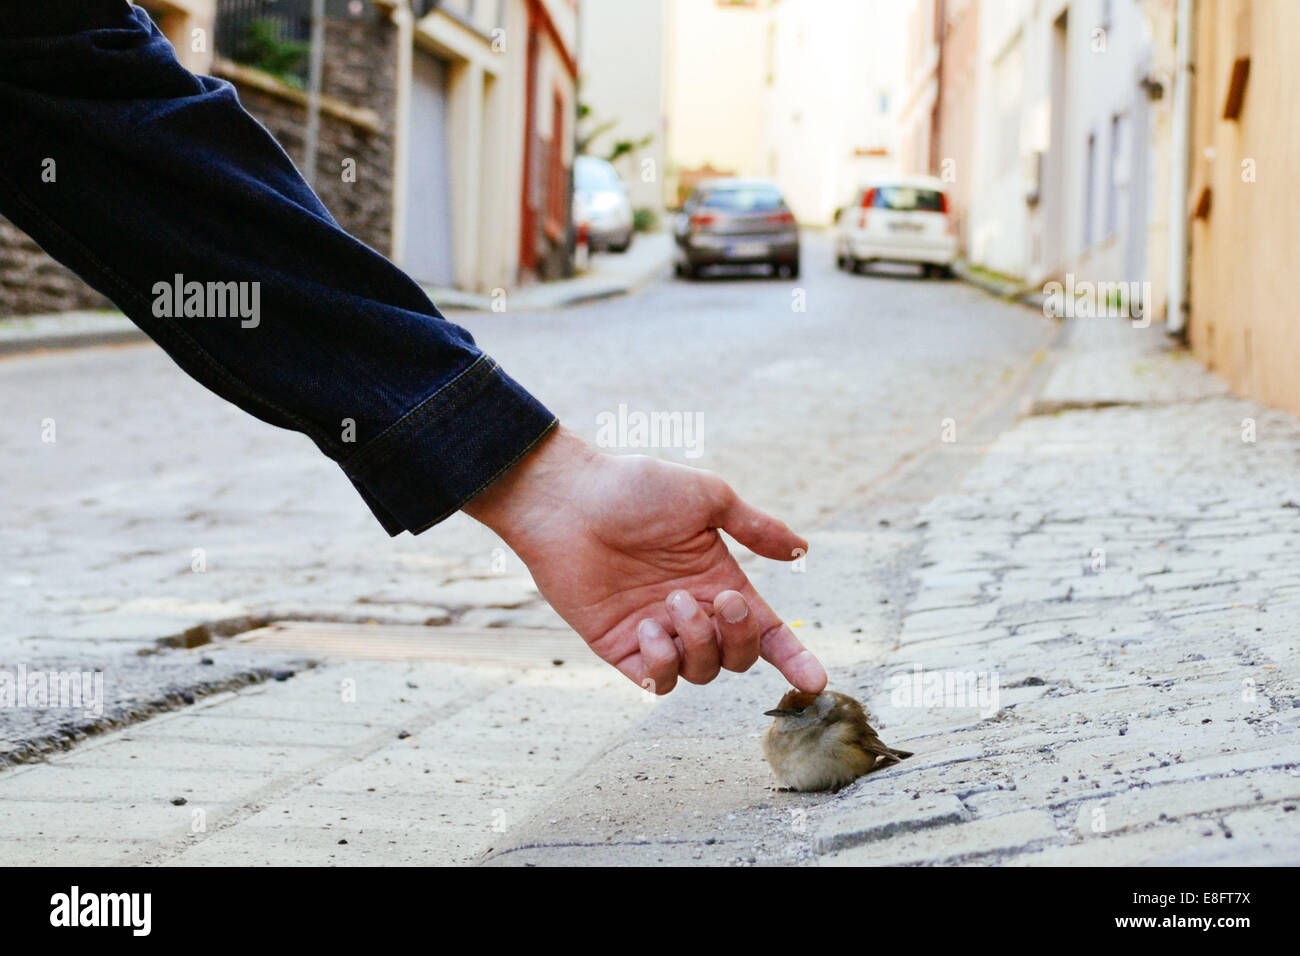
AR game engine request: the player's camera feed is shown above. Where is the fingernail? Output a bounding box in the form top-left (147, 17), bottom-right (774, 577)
top-left (668, 590), bottom-right (694, 619)
top-left (720, 595), bottom-right (748, 623)
top-left (637, 619), bottom-right (659, 641)
top-left (794, 651), bottom-right (828, 692)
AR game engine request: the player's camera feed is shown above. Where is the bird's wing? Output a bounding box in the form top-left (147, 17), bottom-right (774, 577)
top-left (853, 720), bottom-right (912, 767)
top-left (830, 693), bottom-right (913, 768)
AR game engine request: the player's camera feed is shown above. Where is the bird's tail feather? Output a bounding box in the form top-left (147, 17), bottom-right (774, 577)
top-left (863, 738), bottom-right (913, 770)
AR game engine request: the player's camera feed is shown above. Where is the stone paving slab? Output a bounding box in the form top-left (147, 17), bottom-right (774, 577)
top-left (484, 321), bottom-right (1300, 866)
top-left (0, 648), bottom-right (642, 866)
top-left (803, 331), bottom-right (1300, 865)
top-left (1032, 316), bottom-right (1231, 412)
top-left (6, 275), bottom-right (1296, 866)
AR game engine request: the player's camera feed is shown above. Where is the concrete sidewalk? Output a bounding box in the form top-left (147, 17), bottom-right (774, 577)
top-left (0, 309), bottom-right (147, 354)
top-left (0, 232), bottom-right (673, 354)
top-left (0, 644), bottom-right (644, 865)
top-left (426, 231), bottom-right (673, 312)
top-left (3, 314), bottom-right (1297, 866)
top-left (483, 317), bottom-right (1300, 865)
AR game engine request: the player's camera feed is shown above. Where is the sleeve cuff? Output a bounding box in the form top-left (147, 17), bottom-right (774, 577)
top-left (340, 355), bottom-right (558, 536)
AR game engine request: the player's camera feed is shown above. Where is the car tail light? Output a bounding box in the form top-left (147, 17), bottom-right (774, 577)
top-left (939, 192), bottom-right (956, 235)
top-left (766, 211), bottom-right (796, 225)
top-left (689, 213), bottom-right (716, 231)
top-left (859, 188), bottom-right (876, 230)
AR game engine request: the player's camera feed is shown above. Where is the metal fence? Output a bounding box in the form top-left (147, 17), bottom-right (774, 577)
top-left (215, 0), bottom-right (313, 83)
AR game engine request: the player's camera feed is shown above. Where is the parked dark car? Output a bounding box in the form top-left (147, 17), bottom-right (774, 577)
top-left (673, 179), bottom-right (799, 279)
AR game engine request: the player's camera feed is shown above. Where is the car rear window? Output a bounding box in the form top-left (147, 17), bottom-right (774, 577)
top-left (873, 186), bottom-right (945, 212)
top-left (701, 186), bottom-right (785, 212)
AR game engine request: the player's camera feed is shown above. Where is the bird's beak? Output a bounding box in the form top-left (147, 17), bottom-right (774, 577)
top-left (764, 708), bottom-right (794, 717)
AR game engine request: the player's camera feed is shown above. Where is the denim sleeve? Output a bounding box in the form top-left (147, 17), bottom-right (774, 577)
top-left (0, 0), bottom-right (557, 536)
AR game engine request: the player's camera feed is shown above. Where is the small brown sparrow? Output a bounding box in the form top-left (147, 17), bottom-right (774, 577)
top-left (762, 689), bottom-right (912, 792)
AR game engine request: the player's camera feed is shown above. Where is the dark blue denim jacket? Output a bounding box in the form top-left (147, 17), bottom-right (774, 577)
top-left (0, 0), bottom-right (557, 535)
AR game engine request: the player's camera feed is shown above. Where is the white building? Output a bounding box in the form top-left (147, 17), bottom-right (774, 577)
top-left (664, 0), bottom-right (770, 196)
top-left (664, 0), bottom-right (904, 223)
top-left (760, 0), bottom-right (906, 225)
top-left (968, 0), bottom-right (1164, 288)
top-left (578, 0), bottom-right (669, 218)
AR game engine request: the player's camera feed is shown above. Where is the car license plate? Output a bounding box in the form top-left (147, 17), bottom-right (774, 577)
top-left (727, 241), bottom-right (768, 257)
top-left (889, 221), bottom-right (924, 233)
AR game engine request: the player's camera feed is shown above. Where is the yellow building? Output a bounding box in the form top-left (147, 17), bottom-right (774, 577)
top-left (1186, 0), bottom-right (1300, 415)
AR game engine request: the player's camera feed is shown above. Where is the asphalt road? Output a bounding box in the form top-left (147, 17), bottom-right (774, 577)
top-left (459, 233), bottom-right (1056, 533)
top-left (1, 231), bottom-right (1056, 749)
top-left (0, 232), bottom-right (1059, 862)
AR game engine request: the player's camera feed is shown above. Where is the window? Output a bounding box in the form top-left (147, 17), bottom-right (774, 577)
top-left (1106, 113), bottom-right (1125, 238)
top-left (873, 186), bottom-right (946, 212)
top-left (701, 185), bottom-right (785, 212)
top-left (993, 39), bottom-right (1023, 175)
top-left (1083, 131), bottom-right (1097, 249)
top-left (764, 22), bottom-right (776, 84)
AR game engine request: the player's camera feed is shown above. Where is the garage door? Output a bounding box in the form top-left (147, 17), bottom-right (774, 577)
top-left (403, 50), bottom-right (454, 286)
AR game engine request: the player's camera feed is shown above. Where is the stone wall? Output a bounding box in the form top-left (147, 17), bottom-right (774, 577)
top-left (229, 16), bottom-right (399, 257)
top-left (0, 16), bottom-right (398, 318)
top-left (0, 220), bottom-right (113, 317)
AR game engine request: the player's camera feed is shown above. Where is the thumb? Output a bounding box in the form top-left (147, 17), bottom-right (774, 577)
top-left (712, 482), bottom-right (808, 562)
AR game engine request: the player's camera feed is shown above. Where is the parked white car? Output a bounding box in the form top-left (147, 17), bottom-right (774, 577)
top-left (573, 155), bottom-right (633, 253)
top-left (834, 176), bottom-right (957, 278)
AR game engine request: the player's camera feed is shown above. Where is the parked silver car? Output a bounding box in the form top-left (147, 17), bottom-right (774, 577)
top-left (573, 155), bottom-right (633, 253)
top-left (673, 179), bottom-right (799, 279)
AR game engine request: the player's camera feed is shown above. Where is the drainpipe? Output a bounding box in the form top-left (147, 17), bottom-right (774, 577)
top-left (303, 0), bottom-right (326, 188)
top-left (1165, 0), bottom-right (1194, 337)
top-left (390, 0), bottom-right (415, 266)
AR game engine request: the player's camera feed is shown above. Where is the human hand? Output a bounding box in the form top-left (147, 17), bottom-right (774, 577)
top-left (463, 427), bottom-right (826, 695)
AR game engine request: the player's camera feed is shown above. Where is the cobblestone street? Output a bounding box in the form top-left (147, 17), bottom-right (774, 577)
top-left (812, 320), bottom-right (1300, 865)
top-left (2, 236), bottom-right (1297, 865)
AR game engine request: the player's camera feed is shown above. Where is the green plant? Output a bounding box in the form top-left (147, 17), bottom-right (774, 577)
top-left (237, 20), bottom-right (309, 89)
top-left (606, 134), bottom-right (654, 164)
top-left (576, 100), bottom-right (655, 161)
top-left (632, 208), bottom-right (658, 233)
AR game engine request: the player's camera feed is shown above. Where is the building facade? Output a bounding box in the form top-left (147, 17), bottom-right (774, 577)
top-left (578, 0), bottom-right (667, 220)
top-left (935, 0), bottom-right (1170, 299)
top-left (759, 0), bottom-right (904, 225)
top-left (0, 0), bottom-right (576, 316)
top-left (1185, 0), bottom-right (1300, 416)
top-left (664, 0), bottom-right (769, 202)
top-left (664, 0), bottom-right (904, 224)
top-left (899, 0), bottom-right (941, 179)
top-left (934, 0), bottom-right (980, 254)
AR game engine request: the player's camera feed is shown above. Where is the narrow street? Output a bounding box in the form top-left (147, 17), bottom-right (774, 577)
top-left (3, 234), bottom-right (1297, 865)
top-left (1, 232), bottom-right (1056, 683)
top-left (1, 233), bottom-right (1052, 862)
top-left (3, 0), bottom-right (1298, 922)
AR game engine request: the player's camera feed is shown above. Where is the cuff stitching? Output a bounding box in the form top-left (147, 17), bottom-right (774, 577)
top-left (339, 353), bottom-right (498, 475)
top-left (407, 416), bottom-right (559, 535)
